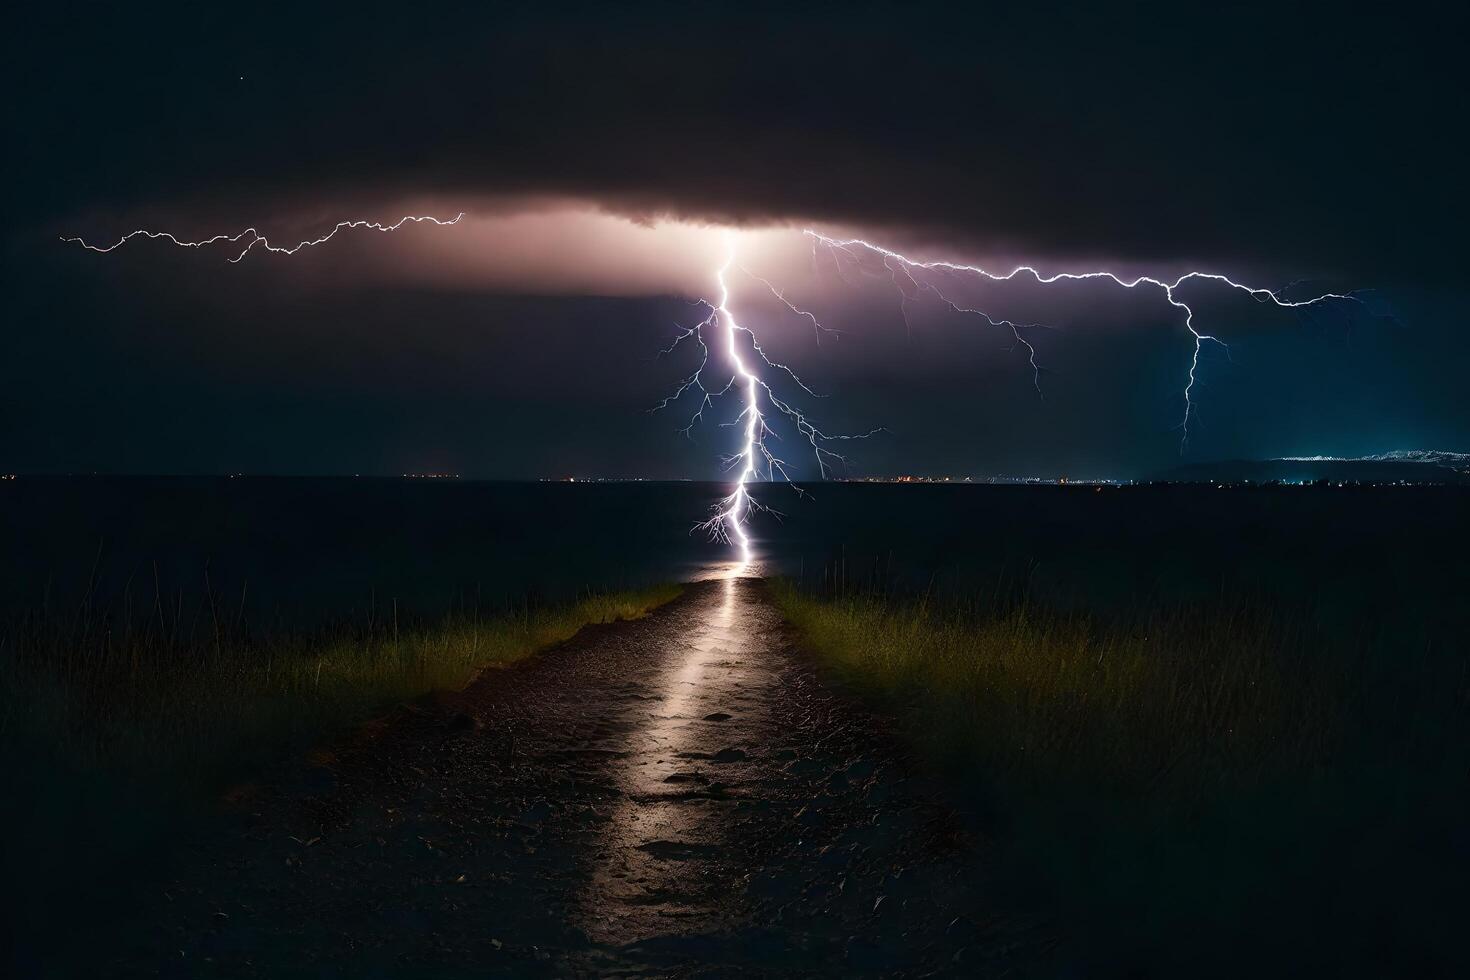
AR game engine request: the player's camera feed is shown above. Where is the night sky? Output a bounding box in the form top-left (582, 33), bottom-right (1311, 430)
top-left (6, 1), bottom-right (1466, 479)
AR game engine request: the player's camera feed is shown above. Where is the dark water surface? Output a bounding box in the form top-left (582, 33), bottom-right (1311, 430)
top-left (3, 477), bottom-right (1468, 635)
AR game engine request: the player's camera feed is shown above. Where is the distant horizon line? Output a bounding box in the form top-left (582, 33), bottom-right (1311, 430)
top-left (3, 468), bottom-right (1467, 488)
top-left (6, 447), bottom-right (1465, 485)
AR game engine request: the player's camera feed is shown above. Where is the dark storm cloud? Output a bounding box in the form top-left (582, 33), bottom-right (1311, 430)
top-left (6, 0), bottom-right (1468, 480)
top-left (10, 1), bottom-right (1462, 282)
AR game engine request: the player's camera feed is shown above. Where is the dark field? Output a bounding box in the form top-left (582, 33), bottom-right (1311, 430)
top-left (5, 476), bottom-right (1468, 629)
top-left (3, 478), bottom-right (1468, 975)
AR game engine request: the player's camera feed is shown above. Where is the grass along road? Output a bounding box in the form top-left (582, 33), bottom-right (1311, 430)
top-left (54, 577), bottom-right (1051, 977)
top-left (2, 583), bottom-right (681, 973)
top-left (771, 580), bottom-right (1470, 976)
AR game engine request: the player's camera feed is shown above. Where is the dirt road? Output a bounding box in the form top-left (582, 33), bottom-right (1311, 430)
top-left (100, 576), bottom-right (1051, 977)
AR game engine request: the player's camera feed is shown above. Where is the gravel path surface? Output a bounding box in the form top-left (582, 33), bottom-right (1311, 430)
top-left (103, 576), bottom-right (1053, 977)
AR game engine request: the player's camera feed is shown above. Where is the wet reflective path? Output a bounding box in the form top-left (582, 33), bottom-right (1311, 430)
top-left (96, 577), bottom-right (1051, 977)
top-left (581, 574), bottom-right (783, 942)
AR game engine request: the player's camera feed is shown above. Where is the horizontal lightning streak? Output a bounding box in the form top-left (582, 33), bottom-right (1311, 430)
top-left (62, 213), bottom-right (465, 264)
top-left (807, 230), bottom-right (1363, 451)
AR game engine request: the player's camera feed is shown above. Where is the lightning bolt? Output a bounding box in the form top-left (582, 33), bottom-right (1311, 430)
top-left (805, 231), bottom-right (1364, 451)
top-left (702, 245), bottom-right (763, 562)
top-left (61, 213), bottom-right (465, 263)
top-left (738, 267), bottom-right (841, 345)
top-left (62, 212), bottom-right (1367, 563)
top-left (61, 214), bottom-right (880, 565)
top-left (654, 232), bottom-right (882, 564)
